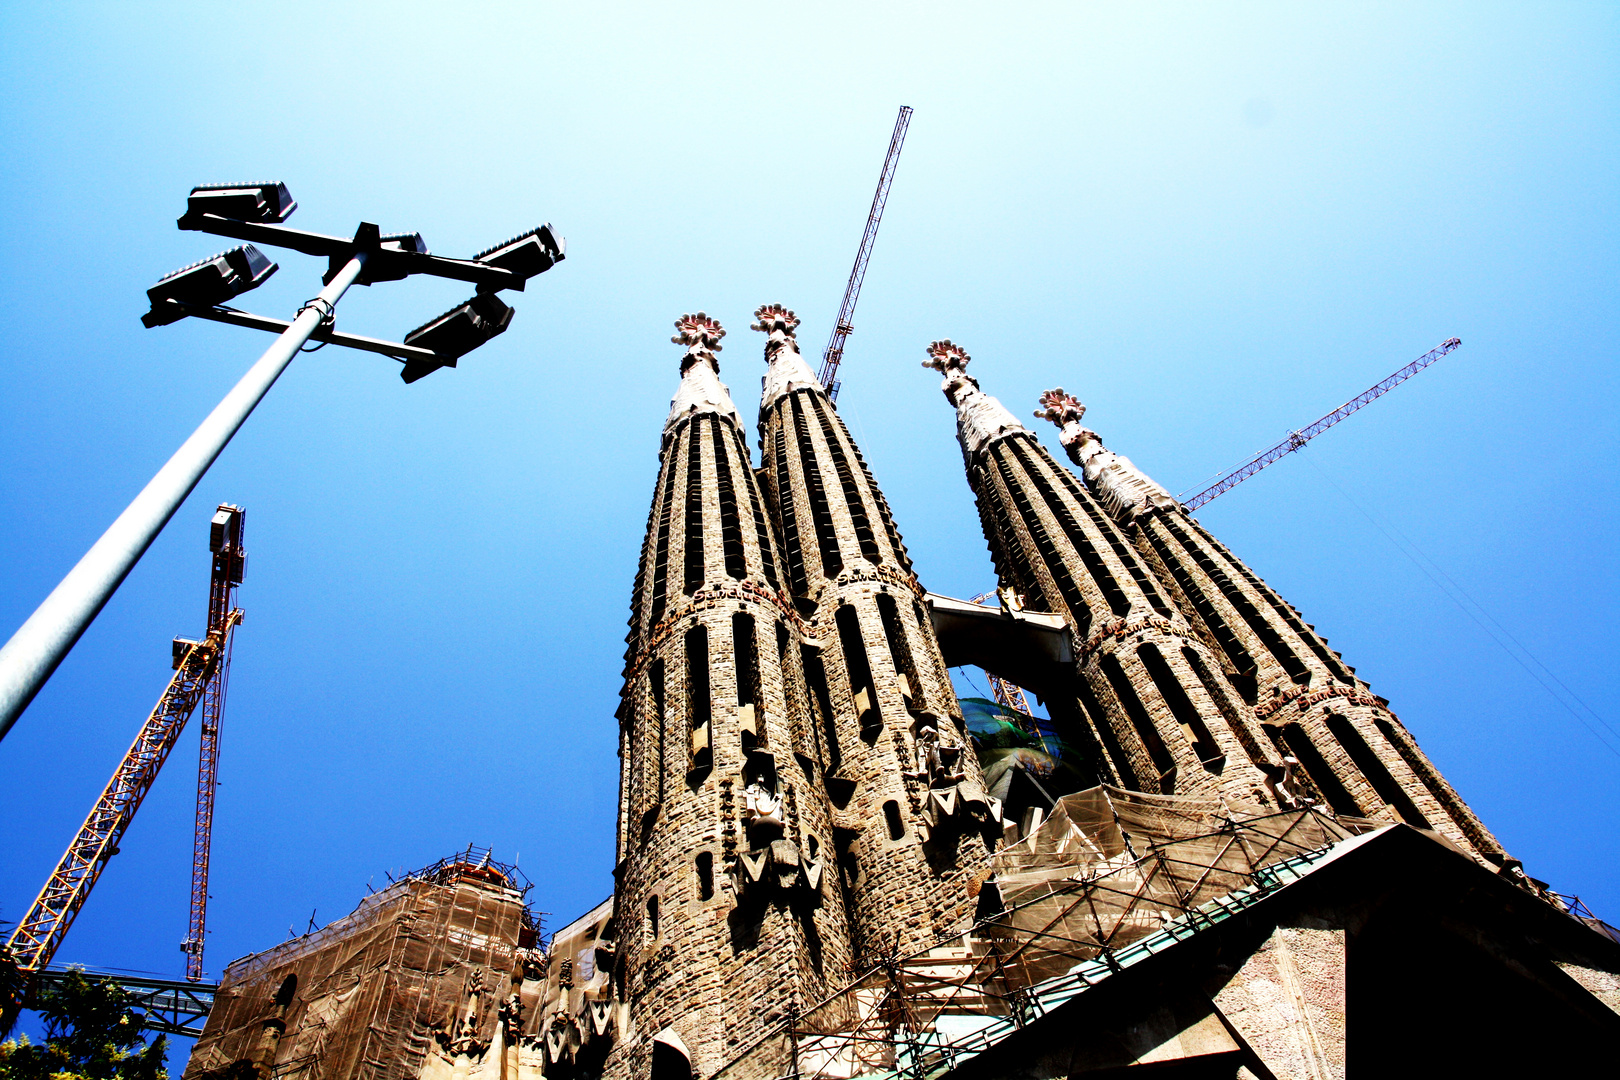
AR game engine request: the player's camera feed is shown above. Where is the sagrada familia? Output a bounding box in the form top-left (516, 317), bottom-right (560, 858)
top-left (182, 307), bottom-right (1620, 1080)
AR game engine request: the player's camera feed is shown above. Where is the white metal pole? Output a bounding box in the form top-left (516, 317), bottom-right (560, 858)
top-left (0, 253), bottom-right (369, 742)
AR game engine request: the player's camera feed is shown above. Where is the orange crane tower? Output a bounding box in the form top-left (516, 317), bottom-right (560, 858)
top-left (3, 505), bottom-right (244, 987)
top-left (819, 106), bottom-right (913, 401)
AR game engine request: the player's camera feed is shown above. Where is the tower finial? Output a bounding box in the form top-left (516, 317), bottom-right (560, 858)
top-left (755, 303), bottom-right (827, 409)
top-left (673, 312), bottom-right (725, 372)
top-left (1035, 387), bottom-right (1086, 429)
top-left (923, 340), bottom-right (977, 407)
top-left (751, 304), bottom-right (801, 362)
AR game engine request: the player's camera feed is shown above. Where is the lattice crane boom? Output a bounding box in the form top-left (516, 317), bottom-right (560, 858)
top-left (3, 505), bottom-right (244, 982)
top-left (183, 505), bottom-right (245, 981)
top-left (1182, 338), bottom-right (1462, 510)
top-left (819, 106), bottom-right (913, 401)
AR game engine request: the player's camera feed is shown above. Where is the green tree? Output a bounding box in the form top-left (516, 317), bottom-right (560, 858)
top-left (0, 970), bottom-right (167, 1080)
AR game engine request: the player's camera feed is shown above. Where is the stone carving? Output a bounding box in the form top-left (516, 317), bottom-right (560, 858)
top-left (1260, 755), bottom-right (1311, 809)
top-left (672, 311), bottom-right (725, 365)
top-left (909, 718), bottom-right (992, 831)
top-left (754, 302), bottom-right (826, 407)
top-left (730, 751), bottom-right (824, 901)
top-left (923, 340), bottom-right (1026, 456)
top-left (1034, 386), bottom-right (1177, 523)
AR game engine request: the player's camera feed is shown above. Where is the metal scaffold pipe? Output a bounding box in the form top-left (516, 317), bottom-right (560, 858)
top-left (0, 253), bottom-right (368, 743)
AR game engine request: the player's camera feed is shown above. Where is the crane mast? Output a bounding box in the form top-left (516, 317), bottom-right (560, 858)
top-left (1183, 338), bottom-right (1462, 510)
top-left (819, 106), bottom-right (913, 401)
top-left (3, 505), bottom-right (243, 984)
top-left (183, 506), bottom-right (245, 980)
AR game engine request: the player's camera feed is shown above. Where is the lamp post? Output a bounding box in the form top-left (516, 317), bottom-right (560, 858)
top-left (0, 184), bottom-right (565, 742)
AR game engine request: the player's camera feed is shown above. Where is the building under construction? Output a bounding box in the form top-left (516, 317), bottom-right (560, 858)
top-left (175, 307), bottom-right (1620, 1080)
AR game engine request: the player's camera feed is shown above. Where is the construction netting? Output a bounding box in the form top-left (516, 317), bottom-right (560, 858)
top-left (183, 850), bottom-right (538, 1080)
top-left (710, 785), bottom-right (1360, 1080)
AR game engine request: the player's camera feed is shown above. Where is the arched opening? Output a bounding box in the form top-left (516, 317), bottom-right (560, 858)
top-left (695, 852), bottom-right (714, 900)
top-left (651, 1028), bottom-right (693, 1080)
top-left (646, 896), bottom-right (660, 941)
top-left (883, 800), bottom-right (905, 841)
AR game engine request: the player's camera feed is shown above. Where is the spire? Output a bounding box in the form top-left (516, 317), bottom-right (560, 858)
top-left (1034, 388), bottom-right (1177, 524)
top-left (922, 340), bottom-right (1025, 457)
top-left (665, 312), bottom-right (738, 434)
top-left (752, 303), bottom-right (826, 410)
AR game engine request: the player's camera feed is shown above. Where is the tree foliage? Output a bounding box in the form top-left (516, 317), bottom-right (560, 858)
top-left (0, 970), bottom-right (167, 1080)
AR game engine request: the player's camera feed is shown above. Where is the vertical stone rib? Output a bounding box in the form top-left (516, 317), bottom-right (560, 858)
top-left (733, 427), bottom-right (781, 590)
top-left (1033, 385), bottom-right (1505, 862)
top-left (711, 420), bottom-right (747, 581)
top-left (926, 340), bottom-right (1273, 807)
top-left (613, 313), bottom-right (853, 1078)
top-left (754, 306), bottom-right (992, 963)
top-left (811, 395), bottom-right (881, 564)
top-left (791, 395), bottom-right (844, 580)
top-left (682, 419), bottom-right (706, 595)
top-left (773, 427), bottom-right (809, 596)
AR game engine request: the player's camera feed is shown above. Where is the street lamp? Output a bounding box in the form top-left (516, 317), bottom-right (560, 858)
top-left (0, 184), bottom-right (565, 742)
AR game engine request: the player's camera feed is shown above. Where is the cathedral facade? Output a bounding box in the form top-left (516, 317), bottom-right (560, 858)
top-left (183, 311), bottom-right (1620, 1080)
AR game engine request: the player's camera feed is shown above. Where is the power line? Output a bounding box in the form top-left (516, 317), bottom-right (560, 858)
top-left (1300, 453), bottom-right (1620, 761)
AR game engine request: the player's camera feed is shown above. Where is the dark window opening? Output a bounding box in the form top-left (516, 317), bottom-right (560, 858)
top-left (1007, 438), bottom-right (1131, 617)
top-left (994, 444), bottom-right (1097, 633)
top-left (1181, 647), bottom-right (1267, 761)
top-left (1374, 717), bottom-right (1490, 851)
top-left (1100, 653), bottom-right (1178, 791)
top-left (836, 605), bottom-right (881, 737)
top-left (1326, 713), bottom-right (1430, 827)
top-left (686, 625), bottom-right (712, 771)
top-left (803, 645), bottom-right (840, 773)
top-left (846, 426), bottom-right (913, 572)
top-left (883, 800), bottom-right (906, 840)
top-left (877, 593), bottom-right (923, 713)
top-left (696, 852), bottom-right (714, 900)
top-left (1162, 515), bottom-right (1311, 686)
top-left (1076, 675), bottom-right (1134, 787)
top-left (649, 454), bottom-right (678, 627)
top-left (1144, 522), bottom-right (1257, 692)
top-left (650, 659), bottom-right (667, 805)
top-left (773, 427), bottom-right (810, 596)
top-left (646, 896), bottom-right (660, 940)
top-left (973, 463), bottom-right (1057, 621)
top-left (711, 420), bottom-right (747, 581)
top-left (791, 395), bottom-right (844, 579)
top-left (1193, 518), bottom-right (1357, 685)
top-left (682, 420), bottom-right (706, 595)
top-left (1137, 644), bottom-right (1222, 765)
top-left (1056, 464), bottom-right (1176, 618)
top-left (734, 612), bottom-right (762, 749)
top-left (1278, 723), bottom-right (1361, 816)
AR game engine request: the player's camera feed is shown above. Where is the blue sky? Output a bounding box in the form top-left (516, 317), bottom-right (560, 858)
top-left (2, 1), bottom-right (1616, 1053)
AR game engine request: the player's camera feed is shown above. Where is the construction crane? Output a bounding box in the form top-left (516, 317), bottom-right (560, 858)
top-left (183, 505), bottom-right (245, 980)
top-left (968, 591), bottom-right (1036, 720)
top-left (3, 505), bottom-right (244, 988)
top-left (819, 106), bottom-right (913, 402)
top-left (1182, 338), bottom-right (1462, 510)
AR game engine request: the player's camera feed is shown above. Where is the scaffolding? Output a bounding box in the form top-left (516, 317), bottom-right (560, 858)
top-left (710, 787), bottom-right (1362, 1080)
top-left (184, 847), bottom-right (540, 1080)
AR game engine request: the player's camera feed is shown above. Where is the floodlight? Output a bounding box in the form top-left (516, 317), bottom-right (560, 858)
top-left (380, 231), bottom-right (428, 254)
top-left (474, 224), bottom-right (565, 281)
top-left (184, 182), bottom-right (297, 223)
top-left (142, 245), bottom-right (277, 327)
top-left (399, 294), bottom-right (514, 382)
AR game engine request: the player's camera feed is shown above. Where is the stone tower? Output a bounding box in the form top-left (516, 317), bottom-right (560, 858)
top-left (609, 314), bottom-right (852, 1080)
top-left (752, 305), bottom-right (993, 961)
top-left (923, 341), bottom-right (1278, 806)
top-left (1034, 386), bottom-right (1508, 863)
